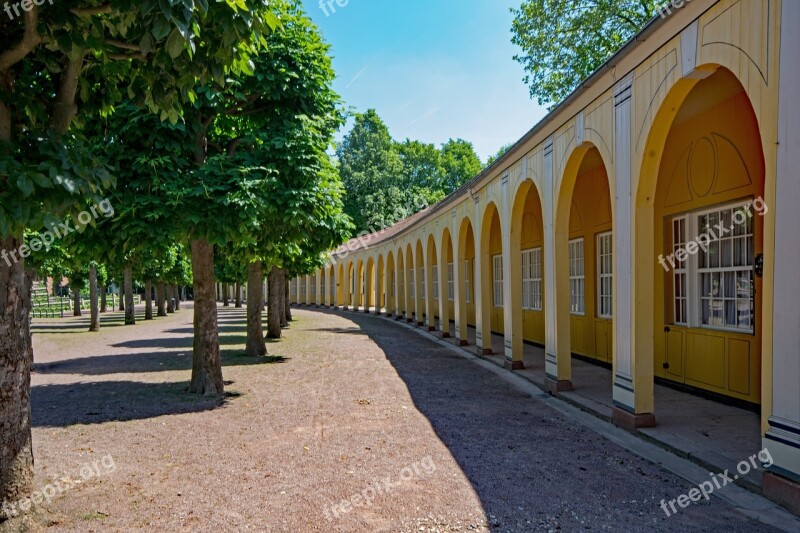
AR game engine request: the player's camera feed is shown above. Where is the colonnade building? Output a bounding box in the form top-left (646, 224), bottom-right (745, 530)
top-left (291, 0), bottom-right (800, 512)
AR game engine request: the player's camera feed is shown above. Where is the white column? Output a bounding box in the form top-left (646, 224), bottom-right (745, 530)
top-left (543, 138), bottom-right (560, 380)
top-left (763, 0), bottom-right (800, 504)
top-left (473, 204), bottom-right (491, 355)
top-left (611, 73), bottom-right (638, 412)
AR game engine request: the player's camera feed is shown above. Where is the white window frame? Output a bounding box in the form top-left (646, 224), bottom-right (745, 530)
top-left (392, 270), bottom-right (397, 298)
top-left (464, 259), bottom-right (473, 304)
top-left (521, 247), bottom-right (543, 311)
top-left (419, 267), bottom-right (425, 297)
top-left (670, 201), bottom-right (755, 334)
top-left (671, 216), bottom-right (689, 326)
top-left (597, 232), bottom-right (613, 319)
top-left (310, 276), bottom-right (317, 299)
top-left (410, 269), bottom-right (415, 298)
top-left (492, 254), bottom-right (504, 308)
top-left (447, 262), bottom-right (455, 301)
top-left (432, 265), bottom-right (439, 299)
top-left (569, 238), bottom-right (585, 315)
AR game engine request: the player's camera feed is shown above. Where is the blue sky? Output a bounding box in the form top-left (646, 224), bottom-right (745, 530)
top-left (300, 0), bottom-right (549, 162)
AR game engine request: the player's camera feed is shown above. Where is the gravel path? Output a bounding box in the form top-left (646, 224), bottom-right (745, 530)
top-left (27, 304), bottom-right (775, 532)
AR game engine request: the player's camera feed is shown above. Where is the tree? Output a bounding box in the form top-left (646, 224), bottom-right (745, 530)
top-left (337, 109), bottom-right (403, 232)
top-left (0, 0), bottom-right (278, 520)
top-left (486, 143), bottom-right (515, 167)
top-left (438, 139), bottom-right (482, 192)
top-left (511, 0), bottom-right (659, 106)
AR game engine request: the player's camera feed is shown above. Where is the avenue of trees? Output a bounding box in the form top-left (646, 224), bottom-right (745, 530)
top-left (1, 0), bottom-right (350, 524)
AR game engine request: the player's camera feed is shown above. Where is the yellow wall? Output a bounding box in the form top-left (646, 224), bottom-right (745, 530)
top-left (520, 187), bottom-right (546, 345)
top-left (653, 70), bottom-right (764, 404)
top-left (569, 150), bottom-right (613, 363)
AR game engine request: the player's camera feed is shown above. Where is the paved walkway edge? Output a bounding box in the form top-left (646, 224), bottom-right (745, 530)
top-left (324, 308), bottom-right (800, 533)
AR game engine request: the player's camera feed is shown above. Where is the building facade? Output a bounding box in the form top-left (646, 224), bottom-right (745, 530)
top-left (293, 0), bottom-right (800, 512)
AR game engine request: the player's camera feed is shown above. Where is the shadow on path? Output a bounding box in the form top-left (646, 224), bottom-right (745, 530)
top-left (32, 380), bottom-right (229, 427)
top-left (320, 309), bottom-right (773, 532)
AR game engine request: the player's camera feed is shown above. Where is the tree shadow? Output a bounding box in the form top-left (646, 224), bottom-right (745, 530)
top-left (33, 349), bottom-right (287, 376)
top-left (31, 380), bottom-right (229, 427)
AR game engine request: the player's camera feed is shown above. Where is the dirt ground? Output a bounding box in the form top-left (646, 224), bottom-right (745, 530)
top-left (23, 304), bottom-right (777, 532)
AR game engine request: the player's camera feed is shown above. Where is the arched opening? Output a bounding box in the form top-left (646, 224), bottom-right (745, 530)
top-left (415, 239), bottom-right (425, 326)
top-left (376, 255), bottom-right (385, 314)
top-left (328, 265), bottom-right (335, 307)
top-left (356, 259), bottom-right (365, 311)
top-left (385, 252), bottom-right (395, 316)
top-left (405, 243), bottom-right (415, 323)
top-left (457, 217), bottom-right (476, 345)
top-left (439, 228), bottom-right (454, 338)
top-left (346, 262), bottom-right (355, 309)
top-left (337, 262), bottom-right (345, 308)
top-left (425, 234), bottom-right (438, 331)
top-left (479, 202), bottom-right (502, 355)
top-left (643, 68), bottom-right (765, 408)
top-left (554, 143), bottom-right (613, 391)
top-left (396, 248), bottom-right (405, 319)
top-left (509, 179), bottom-right (546, 370)
top-left (365, 257), bottom-right (375, 313)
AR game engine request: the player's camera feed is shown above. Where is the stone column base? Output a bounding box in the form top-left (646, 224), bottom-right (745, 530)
top-left (504, 359), bottom-right (524, 370)
top-left (612, 407), bottom-right (656, 432)
top-left (478, 347), bottom-right (493, 356)
top-left (459, 339), bottom-right (469, 346)
top-left (441, 331), bottom-right (451, 338)
top-left (406, 318), bottom-right (414, 323)
top-left (417, 321), bottom-right (425, 327)
top-left (763, 471), bottom-right (800, 516)
top-left (546, 378), bottom-right (573, 394)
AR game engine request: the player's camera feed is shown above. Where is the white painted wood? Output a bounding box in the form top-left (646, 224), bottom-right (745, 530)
top-left (613, 72), bottom-right (635, 410)
top-left (765, 0), bottom-right (800, 479)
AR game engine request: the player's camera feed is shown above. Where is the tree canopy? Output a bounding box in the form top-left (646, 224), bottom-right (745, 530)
top-left (510, 0), bottom-right (660, 107)
top-left (337, 109), bottom-right (482, 234)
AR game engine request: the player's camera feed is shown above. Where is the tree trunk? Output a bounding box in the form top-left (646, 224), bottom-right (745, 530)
top-left (156, 283), bottom-right (166, 317)
top-left (267, 266), bottom-right (282, 339)
top-left (167, 285), bottom-right (175, 314)
top-left (89, 265), bottom-right (99, 332)
top-left (145, 280), bottom-right (153, 320)
top-left (124, 265), bottom-right (135, 325)
top-left (174, 285), bottom-right (181, 311)
top-left (283, 269), bottom-right (292, 324)
top-left (72, 285), bottom-right (81, 316)
top-left (189, 238), bottom-right (223, 395)
top-left (119, 290), bottom-right (124, 311)
top-left (245, 262), bottom-right (267, 357)
top-left (0, 233), bottom-right (34, 520)
top-left (223, 283), bottom-right (229, 306)
top-left (100, 285), bottom-right (107, 313)
top-left (235, 282), bottom-right (242, 308)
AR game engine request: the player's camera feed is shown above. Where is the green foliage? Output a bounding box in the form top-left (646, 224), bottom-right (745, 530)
top-left (486, 143), bottom-right (515, 168)
top-left (338, 110), bottom-right (482, 234)
top-left (0, 0), bottom-right (279, 235)
top-left (511, 0), bottom-right (660, 107)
